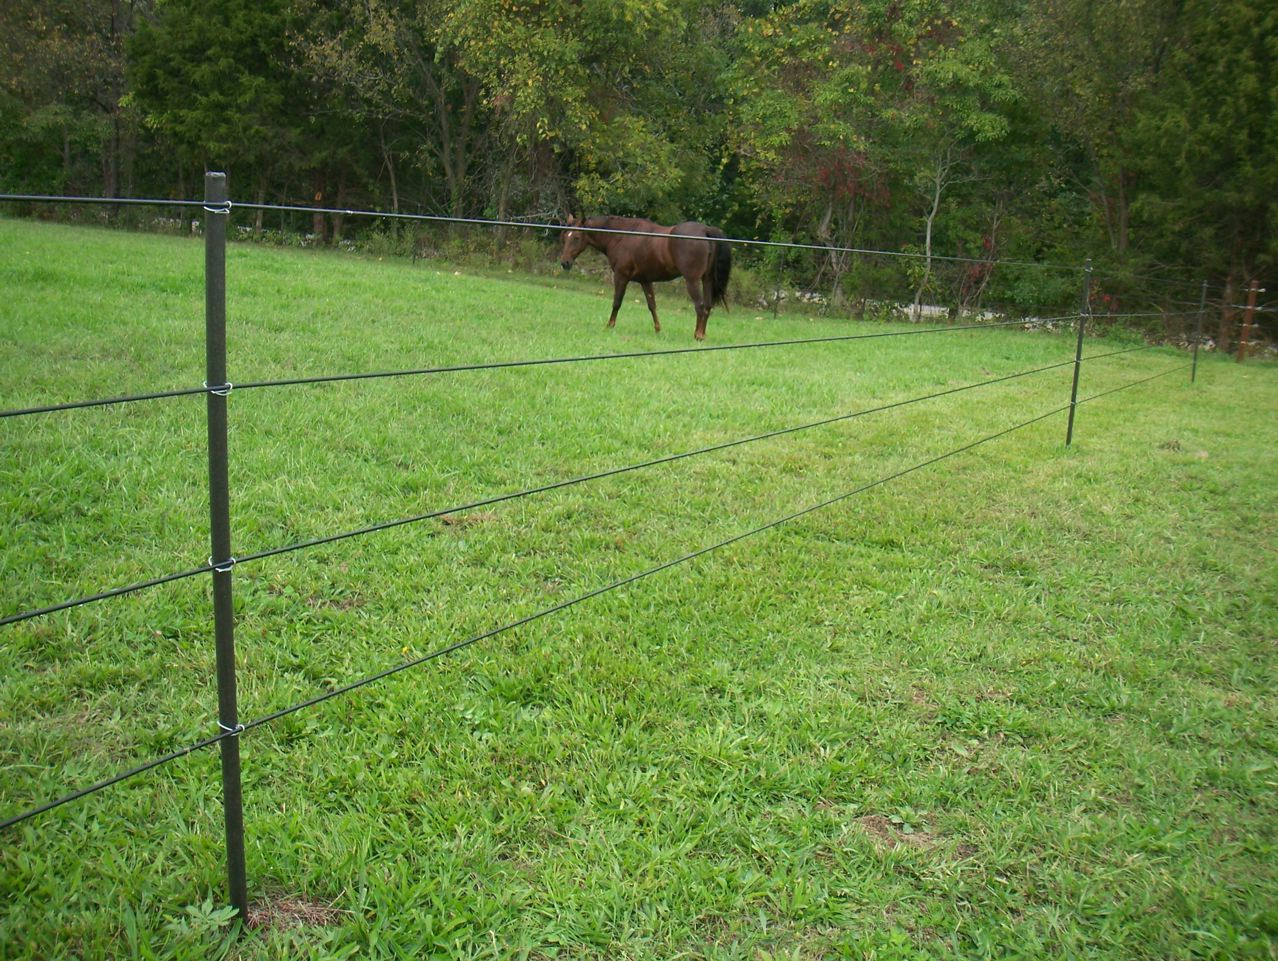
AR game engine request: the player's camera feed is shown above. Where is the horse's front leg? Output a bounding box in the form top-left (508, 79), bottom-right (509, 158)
top-left (641, 281), bottom-right (661, 333)
top-left (685, 276), bottom-right (708, 340)
top-left (608, 273), bottom-right (630, 329)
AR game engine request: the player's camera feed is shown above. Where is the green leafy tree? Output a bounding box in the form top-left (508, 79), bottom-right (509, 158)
top-left (1015, 0), bottom-right (1181, 259)
top-left (0, 0), bottom-right (150, 196)
top-left (1135, 0), bottom-right (1277, 291)
top-left (437, 0), bottom-right (731, 219)
top-left (729, 0), bottom-right (1018, 306)
top-left (291, 0), bottom-right (495, 220)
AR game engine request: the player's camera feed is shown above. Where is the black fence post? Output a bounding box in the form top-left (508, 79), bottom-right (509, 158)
top-left (1065, 257), bottom-right (1092, 447)
top-left (1192, 279), bottom-right (1207, 383)
top-left (204, 171), bottom-right (248, 917)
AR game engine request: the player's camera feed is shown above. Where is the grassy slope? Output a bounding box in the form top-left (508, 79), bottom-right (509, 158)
top-left (1, 219), bottom-right (1275, 960)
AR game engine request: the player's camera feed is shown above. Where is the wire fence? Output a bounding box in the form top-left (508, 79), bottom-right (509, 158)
top-left (3, 191), bottom-right (1075, 269)
top-left (0, 180), bottom-right (1211, 918)
top-left (0, 190), bottom-right (1222, 297)
top-left (0, 343), bottom-right (1167, 630)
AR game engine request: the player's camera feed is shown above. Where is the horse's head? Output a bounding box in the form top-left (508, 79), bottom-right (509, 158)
top-left (560, 213), bottom-right (590, 270)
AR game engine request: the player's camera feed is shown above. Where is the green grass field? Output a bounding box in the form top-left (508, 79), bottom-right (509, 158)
top-left (1, 218), bottom-right (1276, 960)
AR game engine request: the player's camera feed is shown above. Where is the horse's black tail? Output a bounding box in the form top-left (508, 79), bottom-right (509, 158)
top-left (706, 226), bottom-right (731, 309)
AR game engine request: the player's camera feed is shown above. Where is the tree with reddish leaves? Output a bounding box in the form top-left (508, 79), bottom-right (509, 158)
top-left (727, 0), bottom-right (1016, 308)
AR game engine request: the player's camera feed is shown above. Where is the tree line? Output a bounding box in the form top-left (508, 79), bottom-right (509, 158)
top-left (2, 0), bottom-right (1274, 329)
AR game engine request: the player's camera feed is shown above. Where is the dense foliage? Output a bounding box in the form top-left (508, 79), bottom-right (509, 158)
top-left (1, 0), bottom-right (1274, 322)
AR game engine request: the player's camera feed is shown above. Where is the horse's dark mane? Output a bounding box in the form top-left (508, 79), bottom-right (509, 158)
top-left (584, 215), bottom-right (657, 231)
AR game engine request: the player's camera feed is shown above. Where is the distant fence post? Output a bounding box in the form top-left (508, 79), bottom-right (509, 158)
top-left (1192, 279), bottom-right (1207, 383)
top-left (772, 246), bottom-right (785, 319)
top-left (1065, 257), bottom-right (1091, 446)
top-left (204, 172), bottom-right (249, 917)
top-left (1237, 279), bottom-right (1259, 363)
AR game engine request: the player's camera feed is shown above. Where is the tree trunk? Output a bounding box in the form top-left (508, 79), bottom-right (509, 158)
top-left (102, 0), bottom-right (122, 215)
top-left (121, 118), bottom-right (135, 197)
top-left (312, 172), bottom-right (327, 241)
top-left (958, 203), bottom-right (1002, 318)
top-left (177, 160), bottom-right (190, 232)
top-left (62, 130), bottom-right (72, 191)
top-left (494, 152), bottom-right (514, 249)
top-left (379, 124), bottom-right (400, 239)
top-left (1097, 178), bottom-right (1116, 252)
top-left (1115, 171), bottom-right (1129, 255)
top-left (254, 173), bottom-right (267, 235)
top-left (102, 116), bottom-right (121, 220)
top-left (1220, 273), bottom-right (1238, 352)
top-left (333, 172), bottom-right (348, 244)
top-left (912, 151), bottom-right (950, 324)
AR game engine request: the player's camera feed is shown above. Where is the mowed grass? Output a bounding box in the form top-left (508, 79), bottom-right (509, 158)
top-left (1, 217), bottom-right (1276, 961)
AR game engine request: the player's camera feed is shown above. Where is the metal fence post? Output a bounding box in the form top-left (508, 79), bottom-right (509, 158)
top-left (1192, 280), bottom-right (1206, 382)
top-left (1065, 258), bottom-right (1091, 446)
top-left (1237, 279), bottom-right (1259, 363)
top-left (204, 172), bottom-right (248, 917)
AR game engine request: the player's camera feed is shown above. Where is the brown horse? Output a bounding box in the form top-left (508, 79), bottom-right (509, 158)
top-left (559, 214), bottom-right (732, 340)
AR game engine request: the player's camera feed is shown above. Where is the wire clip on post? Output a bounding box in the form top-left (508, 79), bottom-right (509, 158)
top-left (217, 720), bottom-right (246, 737)
top-left (1065, 258), bottom-right (1092, 447)
top-left (203, 381), bottom-right (233, 397)
top-left (202, 200), bottom-right (232, 215)
top-left (208, 556), bottom-right (237, 574)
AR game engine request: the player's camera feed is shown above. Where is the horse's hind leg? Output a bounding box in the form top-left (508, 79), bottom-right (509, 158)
top-left (641, 281), bottom-right (661, 332)
top-left (608, 274), bottom-right (630, 329)
top-left (685, 276), bottom-right (709, 340)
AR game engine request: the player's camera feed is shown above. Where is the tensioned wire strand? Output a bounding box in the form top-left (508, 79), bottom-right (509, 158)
top-left (0, 564), bottom-right (216, 628)
top-left (0, 345), bottom-right (1168, 628)
top-left (0, 318), bottom-right (1038, 419)
top-left (0, 316), bottom-right (1172, 420)
top-left (0, 362), bottom-right (1189, 832)
top-left (0, 359), bottom-right (1061, 625)
top-left (0, 732), bottom-right (229, 831)
top-left (0, 194), bottom-right (207, 208)
top-left (240, 374), bottom-right (1192, 731)
top-left (1073, 343), bottom-right (1163, 361)
top-left (0, 399), bottom-right (1069, 831)
top-left (231, 355), bottom-right (1086, 566)
top-left (0, 384), bottom-right (216, 420)
top-left (0, 192), bottom-right (1226, 302)
top-left (0, 190), bottom-right (1209, 829)
top-left (0, 350), bottom-right (1127, 628)
top-left (229, 318), bottom-right (1033, 391)
top-left (209, 200), bottom-right (1230, 289)
top-left (239, 404), bottom-right (1073, 734)
top-left (1, 192), bottom-right (1064, 267)
top-left (1, 192), bottom-right (1219, 287)
top-left (1076, 362), bottom-right (1190, 402)
top-left (205, 199), bottom-right (1093, 271)
top-left (1085, 311), bottom-right (1189, 320)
